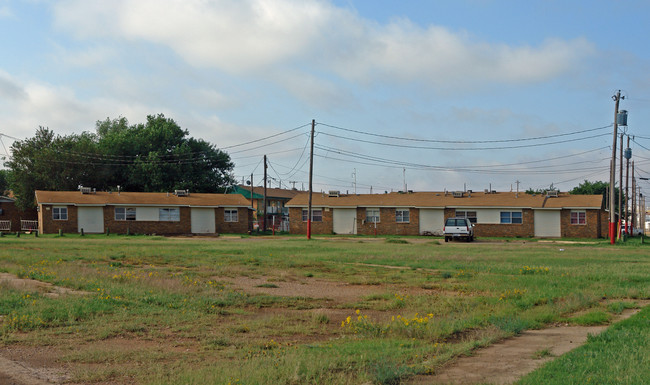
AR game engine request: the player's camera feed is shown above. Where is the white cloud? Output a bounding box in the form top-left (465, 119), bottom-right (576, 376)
top-left (0, 70), bottom-right (154, 139)
top-left (0, 4), bottom-right (13, 19)
top-left (52, 0), bottom-right (594, 90)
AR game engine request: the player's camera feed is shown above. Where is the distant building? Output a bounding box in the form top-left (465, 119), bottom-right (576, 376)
top-left (228, 185), bottom-right (300, 231)
top-left (286, 190), bottom-right (606, 238)
top-left (35, 190), bottom-right (253, 235)
top-left (0, 194), bottom-right (38, 233)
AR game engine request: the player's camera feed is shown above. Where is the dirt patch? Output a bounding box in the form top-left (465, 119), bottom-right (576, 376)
top-left (0, 273), bottom-right (89, 298)
top-left (221, 275), bottom-right (389, 303)
top-left (408, 303), bottom-right (648, 385)
top-left (0, 347), bottom-right (70, 385)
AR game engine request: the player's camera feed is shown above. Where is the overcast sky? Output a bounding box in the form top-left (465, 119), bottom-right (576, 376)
top-left (1, 0), bottom-right (649, 194)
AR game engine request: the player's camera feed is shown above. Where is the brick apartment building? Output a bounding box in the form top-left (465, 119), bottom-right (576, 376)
top-left (286, 190), bottom-right (606, 238)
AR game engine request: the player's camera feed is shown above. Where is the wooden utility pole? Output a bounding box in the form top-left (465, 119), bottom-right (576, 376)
top-left (307, 119), bottom-right (315, 240)
top-left (263, 155), bottom-right (267, 232)
top-left (609, 91), bottom-right (623, 244)
top-left (250, 173), bottom-right (254, 210)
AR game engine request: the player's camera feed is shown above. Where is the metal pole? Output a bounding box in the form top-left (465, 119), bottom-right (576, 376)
top-left (263, 155), bottom-right (267, 232)
top-left (625, 135), bottom-right (630, 234)
top-left (618, 133), bottom-right (623, 239)
top-left (609, 91), bottom-right (621, 244)
top-left (307, 119), bottom-right (315, 240)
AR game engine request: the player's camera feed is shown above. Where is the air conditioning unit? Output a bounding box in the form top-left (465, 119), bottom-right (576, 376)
top-left (328, 190), bottom-right (340, 197)
top-left (545, 190), bottom-right (559, 198)
top-left (452, 191), bottom-right (464, 198)
top-left (79, 186), bottom-right (94, 194)
top-left (174, 189), bottom-right (189, 197)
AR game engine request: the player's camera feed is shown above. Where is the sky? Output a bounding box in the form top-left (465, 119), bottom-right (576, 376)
top-left (1, 0), bottom-right (649, 194)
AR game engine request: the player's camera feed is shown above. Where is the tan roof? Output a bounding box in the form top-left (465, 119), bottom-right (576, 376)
top-left (35, 190), bottom-right (252, 208)
top-left (286, 191), bottom-right (603, 209)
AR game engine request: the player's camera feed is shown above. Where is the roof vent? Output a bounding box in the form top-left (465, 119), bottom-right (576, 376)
top-left (328, 190), bottom-right (340, 198)
top-left (174, 189), bottom-right (189, 197)
top-left (452, 191), bottom-right (464, 198)
top-left (545, 189), bottom-right (559, 198)
top-left (78, 185), bottom-right (95, 194)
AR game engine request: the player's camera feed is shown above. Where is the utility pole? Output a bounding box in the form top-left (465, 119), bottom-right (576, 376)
top-left (516, 180), bottom-right (520, 198)
top-left (609, 90), bottom-right (624, 244)
top-left (618, 133), bottom-right (624, 239)
top-left (625, 135), bottom-right (631, 235)
top-left (352, 168), bottom-right (357, 194)
top-left (403, 168), bottom-right (406, 192)
top-left (250, 173), bottom-right (254, 210)
top-left (632, 160), bottom-right (636, 232)
top-left (307, 119), bottom-right (315, 240)
top-left (263, 155), bottom-right (267, 233)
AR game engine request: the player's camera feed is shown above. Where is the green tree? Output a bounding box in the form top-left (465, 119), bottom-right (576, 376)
top-left (6, 114), bottom-right (235, 209)
top-left (0, 169), bottom-right (9, 195)
top-left (570, 180), bottom-right (622, 212)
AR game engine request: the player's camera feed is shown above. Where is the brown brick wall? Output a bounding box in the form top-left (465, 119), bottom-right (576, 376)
top-left (215, 207), bottom-right (252, 234)
top-left (104, 206), bottom-right (192, 235)
top-left (560, 209), bottom-right (602, 238)
top-left (38, 205), bottom-right (252, 235)
top-left (445, 208), bottom-right (534, 238)
top-left (288, 207), bottom-right (333, 234)
top-left (0, 201), bottom-right (38, 232)
top-left (39, 204), bottom-right (78, 234)
top-left (356, 207), bottom-right (419, 236)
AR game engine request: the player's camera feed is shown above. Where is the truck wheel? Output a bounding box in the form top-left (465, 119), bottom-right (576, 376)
top-left (444, 236), bottom-right (449, 242)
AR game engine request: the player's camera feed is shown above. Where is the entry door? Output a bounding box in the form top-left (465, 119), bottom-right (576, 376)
top-left (534, 210), bottom-right (561, 237)
top-left (191, 208), bottom-right (216, 234)
top-left (333, 209), bottom-right (357, 234)
top-left (419, 209), bottom-right (444, 235)
top-left (77, 207), bottom-right (104, 234)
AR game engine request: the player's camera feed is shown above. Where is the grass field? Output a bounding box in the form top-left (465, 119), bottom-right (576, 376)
top-left (0, 234), bottom-right (649, 384)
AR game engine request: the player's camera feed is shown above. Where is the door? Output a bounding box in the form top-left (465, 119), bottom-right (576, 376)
top-left (419, 209), bottom-right (444, 235)
top-left (191, 208), bottom-right (216, 234)
top-left (534, 210), bottom-right (561, 237)
top-left (333, 209), bottom-right (357, 234)
top-left (77, 206), bottom-right (104, 234)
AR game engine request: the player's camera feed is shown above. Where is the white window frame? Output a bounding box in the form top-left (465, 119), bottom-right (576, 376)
top-left (395, 209), bottom-right (410, 223)
top-left (224, 209), bottom-right (238, 222)
top-left (302, 209), bottom-right (323, 222)
top-left (159, 208), bottom-right (180, 222)
top-left (53, 206), bottom-right (68, 221)
top-left (570, 210), bottom-right (586, 225)
top-left (456, 210), bottom-right (477, 224)
top-left (366, 208), bottom-right (380, 223)
top-left (115, 207), bottom-right (136, 221)
top-left (500, 211), bottom-right (522, 224)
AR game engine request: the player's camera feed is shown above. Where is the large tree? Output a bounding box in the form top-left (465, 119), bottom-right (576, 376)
top-left (0, 169), bottom-right (9, 195)
top-left (570, 180), bottom-right (622, 212)
top-left (6, 114), bottom-right (235, 209)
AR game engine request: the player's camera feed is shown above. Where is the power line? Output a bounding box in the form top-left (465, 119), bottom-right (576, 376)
top-left (318, 131), bottom-right (610, 151)
top-left (317, 122), bottom-right (613, 144)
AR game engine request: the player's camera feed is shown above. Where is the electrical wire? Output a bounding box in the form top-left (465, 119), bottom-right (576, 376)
top-left (317, 122), bottom-right (613, 144)
top-left (318, 131), bottom-right (610, 151)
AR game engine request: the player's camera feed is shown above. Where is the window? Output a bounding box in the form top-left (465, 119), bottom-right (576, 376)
top-left (396, 209), bottom-right (409, 223)
top-left (570, 210), bottom-right (586, 225)
top-left (159, 208), bottom-right (180, 221)
top-left (456, 210), bottom-right (477, 224)
top-left (500, 211), bottom-right (522, 224)
top-left (366, 208), bottom-right (380, 223)
top-left (302, 209), bottom-right (323, 222)
top-left (115, 207), bottom-right (136, 221)
top-left (224, 209), bottom-right (238, 222)
top-left (53, 207), bottom-right (68, 220)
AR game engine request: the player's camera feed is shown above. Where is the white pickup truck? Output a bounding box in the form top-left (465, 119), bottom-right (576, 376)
top-left (443, 217), bottom-right (475, 242)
